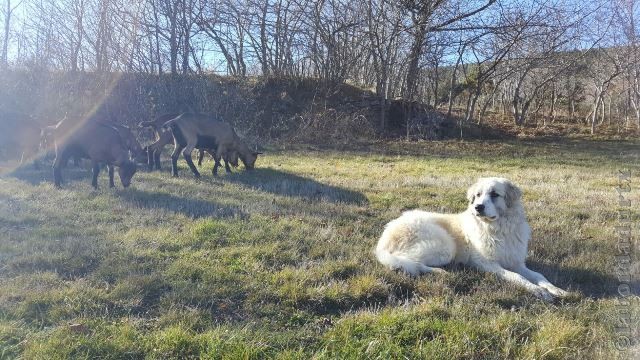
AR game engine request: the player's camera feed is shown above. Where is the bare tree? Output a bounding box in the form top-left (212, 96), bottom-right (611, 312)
top-left (1, 0), bottom-right (25, 67)
top-left (584, 49), bottom-right (622, 134)
top-left (615, 0), bottom-right (640, 128)
top-left (364, 0), bottom-right (406, 129)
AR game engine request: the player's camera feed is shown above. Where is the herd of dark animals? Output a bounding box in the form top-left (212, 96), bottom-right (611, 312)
top-left (0, 111), bottom-right (262, 189)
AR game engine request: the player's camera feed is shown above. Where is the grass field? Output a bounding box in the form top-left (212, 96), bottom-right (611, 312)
top-left (0, 139), bottom-right (638, 359)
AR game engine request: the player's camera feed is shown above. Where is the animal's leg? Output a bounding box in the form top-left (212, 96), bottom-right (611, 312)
top-left (154, 149), bottom-right (162, 170)
top-left (204, 150), bottom-right (217, 175)
top-left (91, 161), bottom-right (100, 189)
top-left (212, 144), bottom-right (226, 176)
top-left (514, 265), bottom-right (569, 298)
top-left (472, 261), bottom-right (554, 301)
top-left (146, 146), bottom-right (154, 171)
top-left (53, 148), bottom-right (69, 187)
top-left (171, 144), bottom-right (184, 177)
top-left (223, 151), bottom-right (232, 174)
top-left (197, 149), bottom-right (205, 167)
top-left (108, 164), bottom-right (115, 188)
top-left (398, 264), bottom-right (448, 275)
top-left (182, 145), bottom-right (200, 178)
top-left (212, 154), bottom-right (222, 176)
top-left (53, 163), bottom-right (63, 187)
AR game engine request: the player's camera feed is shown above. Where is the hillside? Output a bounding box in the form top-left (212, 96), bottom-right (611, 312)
top-left (2, 71), bottom-right (635, 150)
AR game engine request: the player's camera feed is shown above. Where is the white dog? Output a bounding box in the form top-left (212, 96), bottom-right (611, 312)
top-left (375, 177), bottom-right (568, 301)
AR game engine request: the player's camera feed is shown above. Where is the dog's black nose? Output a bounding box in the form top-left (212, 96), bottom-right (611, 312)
top-left (475, 204), bottom-right (485, 213)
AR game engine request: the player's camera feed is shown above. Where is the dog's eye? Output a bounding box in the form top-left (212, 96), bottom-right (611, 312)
top-left (476, 192), bottom-right (481, 197)
top-left (490, 192), bottom-right (499, 198)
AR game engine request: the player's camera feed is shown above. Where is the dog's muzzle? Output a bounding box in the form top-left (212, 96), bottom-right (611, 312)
top-left (473, 204), bottom-right (497, 221)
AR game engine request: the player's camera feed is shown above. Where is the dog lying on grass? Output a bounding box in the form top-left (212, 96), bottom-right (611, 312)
top-left (375, 177), bottom-right (568, 301)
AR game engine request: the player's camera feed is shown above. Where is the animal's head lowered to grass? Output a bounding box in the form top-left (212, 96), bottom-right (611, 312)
top-left (118, 161), bottom-right (137, 188)
top-left (239, 151), bottom-right (261, 170)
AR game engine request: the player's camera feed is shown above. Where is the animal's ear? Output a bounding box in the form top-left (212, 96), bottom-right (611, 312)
top-left (466, 182), bottom-right (477, 203)
top-left (503, 180), bottom-right (522, 208)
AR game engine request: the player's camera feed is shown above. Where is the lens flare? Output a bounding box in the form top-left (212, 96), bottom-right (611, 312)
top-left (0, 72), bottom-right (124, 177)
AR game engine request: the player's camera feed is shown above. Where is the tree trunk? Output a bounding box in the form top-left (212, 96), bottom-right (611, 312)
top-left (465, 87), bottom-right (480, 123)
top-left (590, 91), bottom-right (602, 135)
top-left (259, 2), bottom-right (270, 76)
top-left (570, 98), bottom-right (575, 121)
top-left (447, 49), bottom-right (464, 118)
top-left (432, 63), bottom-right (439, 108)
top-left (513, 86), bottom-right (522, 125)
top-left (2, 0), bottom-right (10, 68)
top-left (549, 84), bottom-right (557, 123)
top-left (404, 29), bottom-right (426, 101)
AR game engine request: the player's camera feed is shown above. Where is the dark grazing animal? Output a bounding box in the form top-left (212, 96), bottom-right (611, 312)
top-left (44, 121), bottom-right (143, 185)
top-left (138, 113), bottom-right (180, 171)
top-left (140, 113), bottom-right (238, 173)
top-left (52, 119), bottom-right (137, 189)
top-left (0, 111), bottom-right (42, 168)
top-left (197, 148), bottom-right (239, 168)
top-left (41, 125), bottom-right (81, 167)
top-left (107, 123), bottom-right (146, 163)
top-left (163, 113), bottom-right (260, 177)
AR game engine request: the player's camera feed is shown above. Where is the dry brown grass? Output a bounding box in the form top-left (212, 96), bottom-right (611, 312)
top-left (0, 138), bottom-right (638, 359)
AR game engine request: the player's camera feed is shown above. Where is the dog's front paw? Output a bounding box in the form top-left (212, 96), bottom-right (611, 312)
top-left (532, 287), bottom-right (555, 302)
top-left (546, 286), bottom-right (569, 298)
top-left (431, 268), bottom-right (448, 275)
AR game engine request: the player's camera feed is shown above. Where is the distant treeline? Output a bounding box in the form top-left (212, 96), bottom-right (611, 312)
top-left (0, 71), bottom-right (387, 142)
top-left (1, 0), bottom-right (639, 134)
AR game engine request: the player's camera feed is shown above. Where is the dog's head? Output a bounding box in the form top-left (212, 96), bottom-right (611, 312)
top-left (466, 177), bottom-right (522, 222)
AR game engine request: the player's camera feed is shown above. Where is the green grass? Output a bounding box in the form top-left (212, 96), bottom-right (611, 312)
top-left (1, 139), bottom-right (638, 359)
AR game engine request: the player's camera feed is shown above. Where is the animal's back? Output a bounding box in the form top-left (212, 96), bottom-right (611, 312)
top-left (376, 210), bottom-right (458, 274)
top-left (57, 121), bottom-right (122, 158)
top-left (173, 113), bottom-right (235, 145)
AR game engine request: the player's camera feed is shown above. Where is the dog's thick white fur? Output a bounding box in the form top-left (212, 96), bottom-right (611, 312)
top-left (375, 177), bottom-right (568, 301)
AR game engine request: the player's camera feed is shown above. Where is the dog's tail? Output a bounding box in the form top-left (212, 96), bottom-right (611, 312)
top-left (375, 247), bottom-right (432, 276)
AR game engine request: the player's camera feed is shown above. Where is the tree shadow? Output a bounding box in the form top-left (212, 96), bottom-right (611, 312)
top-left (115, 188), bottom-right (246, 219)
top-left (225, 167), bottom-right (368, 205)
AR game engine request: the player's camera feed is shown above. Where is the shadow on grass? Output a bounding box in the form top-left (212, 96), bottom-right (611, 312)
top-left (385, 260), bottom-right (625, 308)
top-left (527, 260), bottom-right (630, 300)
top-left (116, 188), bottom-right (246, 219)
top-left (447, 260), bottom-right (625, 300)
top-left (2, 161), bottom-right (47, 185)
top-left (6, 161), bottom-right (95, 186)
top-left (6, 157), bottom-right (151, 187)
top-left (225, 168), bottom-right (368, 205)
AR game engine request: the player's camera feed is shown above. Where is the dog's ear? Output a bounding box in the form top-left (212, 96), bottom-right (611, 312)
top-left (466, 182), bottom-right (478, 203)
top-left (503, 180), bottom-right (522, 208)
